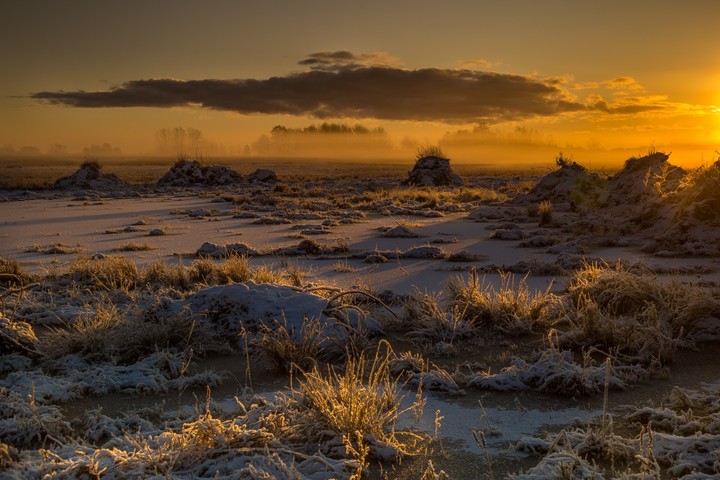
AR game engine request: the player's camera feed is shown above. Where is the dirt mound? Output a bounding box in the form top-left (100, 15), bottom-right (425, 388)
top-left (518, 161), bottom-right (605, 209)
top-left (606, 152), bottom-right (686, 207)
top-left (157, 160), bottom-right (242, 187)
top-left (53, 163), bottom-right (127, 190)
top-left (403, 156), bottom-right (462, 187)
top-left (247, 168), bottom-right (279, 183)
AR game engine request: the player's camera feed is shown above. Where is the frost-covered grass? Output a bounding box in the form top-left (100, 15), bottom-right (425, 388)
top-left (113, 241), bottom-right (154, 252)
top-left (400, 270), bottom-right (555, 349)
top-left (53, 254), bottom-right (307, 292)
top-left (296, 341), bottom-right (425, 470)
top-left (253, 318), bottom-right (324, 371)
top-left (25, 243), bottom-right (83, 255)
top-left (349, 185), bottom-right (506, 211)
top-left (2, 243), bottom-right (719, 478)
top-left (0, 257), bottom-right (31, 287)
top-left (447, 270), bottom-right (555, 335)
top-left (558, 262), bottom-right (720, 363)
top-left (515, 384), bottom-right (720, 478)
top-left (40, 302), bottom-right (228, 363)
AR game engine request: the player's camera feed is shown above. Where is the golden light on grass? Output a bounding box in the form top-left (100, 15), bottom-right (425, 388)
top-left (296, 340), bottom-right (425, 469)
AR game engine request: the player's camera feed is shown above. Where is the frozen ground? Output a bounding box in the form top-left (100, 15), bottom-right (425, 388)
top-left (1, 154), bottom-right (719, 478)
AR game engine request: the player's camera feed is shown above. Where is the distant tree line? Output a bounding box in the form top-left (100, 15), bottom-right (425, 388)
top-left (249, 122), bottom-right (393, 157)
top-left (270, 122), bottom-right (387, 136)
top-left (155, 127), bottom-right (225, 157)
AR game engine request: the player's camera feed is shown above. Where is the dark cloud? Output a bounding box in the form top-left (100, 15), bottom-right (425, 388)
top-left (298, 50), bottom-right (401, 71)
top-left (32, 52), bottom-right (591, 123)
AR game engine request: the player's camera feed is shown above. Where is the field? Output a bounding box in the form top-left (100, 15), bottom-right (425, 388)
top-left (1, 152), bottom-right (719, 479)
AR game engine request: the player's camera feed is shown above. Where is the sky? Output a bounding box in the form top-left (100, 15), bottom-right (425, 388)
top-left (2, 0), bottom-right (720, 166)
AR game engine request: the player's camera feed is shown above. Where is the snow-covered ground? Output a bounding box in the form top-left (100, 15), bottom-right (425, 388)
top-left (2, 154), bottom-right (720, 478)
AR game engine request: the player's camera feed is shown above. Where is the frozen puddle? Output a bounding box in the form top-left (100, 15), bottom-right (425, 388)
top-left (398, 393), bottom-right (601, 457)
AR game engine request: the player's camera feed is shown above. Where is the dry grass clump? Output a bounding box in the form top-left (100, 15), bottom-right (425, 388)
top-left (402, 292), bottom-right (475, 346)
top-left (64, 255), bottom-right (140, 291)
top-left (142, 261), bottom-right (193, 289)
top-left (447, 270), bottom-right (556, 335)
top-left (40, 393), bottom-right (354, 479)
top-left (566, 262), bottom-right (662, 316)
top-left (296, 342), bottom-right (424, 466)
top-left (416, 145), bottom-right (448, 160)
top-left (39, 303), bottom-right (124, 362)
top-left (186, 255), bottom-right (252, 286)
top-left (0, 257), bottom-right (31, 287)
top-left (67, 255), bottom-right (304, 292)
top-left (253, 319), bottom-right (324, 372)
top-left (0, 441), bottom-right (19, 470)
top-left (559, 262), bottom-right (720, 362)
top-left (537, 200), bottom-right (552, 226)
top-left (142, 256), bottom-right (253, 289)
top-left (26, 243), bottom-right (83, 255)
top-left (113, 241), bottom-right (154, 252)
top-left (177, 256), bottom-right (305, 288)
top-left (400, 271), bottom-right (555, 347)
top-left (99, 410), bottom-right (275, 476)
top-left (376, 186), bottom-right (505, 209)
top-left (0, 315), bottom-right (38, 356)
top-left (40, 302), bottom-right (226, 363)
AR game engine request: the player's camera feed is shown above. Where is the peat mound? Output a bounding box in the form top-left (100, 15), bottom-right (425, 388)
top-left (404, 156), bottom-right (463, 187)
top-left (53, 163), bottom-right (128, 190)
top-left (606, 151), bottom-right (686, 207)
top-left (157, 160), bottom-right (242, 187)
top-left (247, 168), bottom-right (279, 183)
top-left (517, 160), bottom-right (605, 209)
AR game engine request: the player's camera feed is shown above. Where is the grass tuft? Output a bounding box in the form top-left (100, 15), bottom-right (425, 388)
top-left (114, 242), bottom-right (154, 252)
top-left (447, 270), bottom-right (555, 335)
top-left (296, 341), bottom-right (424, 465)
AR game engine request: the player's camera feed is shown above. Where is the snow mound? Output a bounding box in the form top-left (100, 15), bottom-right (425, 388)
top-left (467, 204), bottom-right (521, 221)
top-left (178, 282), bottom-right (383, 342)
top-left (403, 156), bottom-right (463, 187)
top-left (53, 163), bottom-right (127, 190)
top-left (157, 160), bottom-right (242, 186)
top-left (381, 225), bottom-right (421, 238)
top-left (464, 349), bottom-right (634, 396)
top-left (247, 168), bottom-right (279, 183)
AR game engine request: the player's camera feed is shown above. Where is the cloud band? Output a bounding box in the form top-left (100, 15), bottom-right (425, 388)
top-left (32, 55), bottom-right (588, 123)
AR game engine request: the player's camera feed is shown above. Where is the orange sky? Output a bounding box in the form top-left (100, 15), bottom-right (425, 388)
top-left (2, 1), bottom-right (719, 167)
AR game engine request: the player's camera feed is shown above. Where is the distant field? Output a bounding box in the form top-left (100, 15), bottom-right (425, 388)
top-left (0, 154), bottom-right (611, 189)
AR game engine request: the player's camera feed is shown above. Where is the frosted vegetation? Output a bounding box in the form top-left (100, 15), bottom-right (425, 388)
top-left (1, 149), bottom-right (719, 478)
